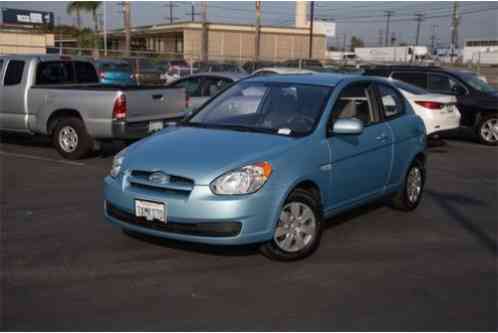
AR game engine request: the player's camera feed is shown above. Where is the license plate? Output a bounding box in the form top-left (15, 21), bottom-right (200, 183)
top-left (135, 200), bottom-right (167, 223)
top-left (149, 121), bottom-right (163, 132)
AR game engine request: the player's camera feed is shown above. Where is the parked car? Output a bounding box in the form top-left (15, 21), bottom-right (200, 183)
top-left (242, 60), bottom-right (280, 73)
top-left (167, 72), bottom-right (247, 110)
top-left (193, 61), bottom-right (247, 74)
top-left (363, 65), bottom-right (498, 145)
top-left (281, 58), bottom-right (324, 70)
top-left (104, 74), bottom-right (427, 261)
top-left (251, 67), bottom-right (316, 76)
top-left (95, 59), bottom-right (136, 86)
top-left (123, 58), bottom-right (163, 85)
top-left (158, 60), bottom-right (193, 83)
top-left (0, 55), bottom-right (187, 159)
top-left (389, 79), bottom-right (461, 137)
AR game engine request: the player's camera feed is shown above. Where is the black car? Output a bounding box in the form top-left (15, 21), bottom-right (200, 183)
top-left (363, 65), bottom-right (498, 145)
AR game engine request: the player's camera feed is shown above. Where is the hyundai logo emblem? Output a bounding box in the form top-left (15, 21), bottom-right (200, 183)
top-left (148, 172), bottom-right (170, 185)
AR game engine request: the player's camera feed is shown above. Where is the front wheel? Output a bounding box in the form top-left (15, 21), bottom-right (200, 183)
top-left (476, 113), bottom-right (498, 146)
top-left (260, 189), bottom-right (322, 261)
top-left (52, 117), bottom-right (94, 160)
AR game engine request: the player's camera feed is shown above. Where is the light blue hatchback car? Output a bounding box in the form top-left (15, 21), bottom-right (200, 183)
top-left (104, 74), bottom-right (427, 260)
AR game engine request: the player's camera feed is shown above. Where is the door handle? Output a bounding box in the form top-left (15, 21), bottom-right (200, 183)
top-left (376, 133), bottom-right (388, 141)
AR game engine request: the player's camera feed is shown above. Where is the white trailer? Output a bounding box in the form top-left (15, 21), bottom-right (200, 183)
top-left (354, 46), bottom-right (429, 63)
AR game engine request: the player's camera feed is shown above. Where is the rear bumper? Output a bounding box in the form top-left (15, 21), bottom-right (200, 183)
top-left (112, 119), bottom-right (179, 140)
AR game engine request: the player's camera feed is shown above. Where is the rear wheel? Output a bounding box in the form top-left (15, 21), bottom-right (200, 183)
top-left (52, 117), bottom-right (94, 160)
top-left (476, 113), bottom-right (498, 146)
top-left (391, 159), bottom-right (425, 211)
top-left (260, 189), bottom-right (322, 261)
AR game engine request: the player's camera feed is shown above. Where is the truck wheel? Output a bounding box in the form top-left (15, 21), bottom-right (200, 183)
top-left (476, 113), bottom-right (498, 146)
top-left (52, 117), bottom-right (94, 160)
top-left (260, 189), bottom-right (322, 261)
top-left (390, 159), bottom-right (425, 211)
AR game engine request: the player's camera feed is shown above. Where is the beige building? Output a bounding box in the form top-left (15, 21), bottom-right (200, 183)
top-left (108, 21), bottom-right (327, 62)
top-left (0, 28), bottom-right (55, 54)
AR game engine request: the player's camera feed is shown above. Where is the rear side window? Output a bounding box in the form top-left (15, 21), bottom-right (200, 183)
top-left (4, 60), bottom-right (25, 86)
top-left (36, 61), bottom-right (74, 85)
top-left (377, 84), bottom-right (404, 119)
top-left (391, 72), bottom-right (427, 89)
top-left (170, 77), bottom-right (203, 97)
top-left (202, 77), bottom-right (232, 97)
top-left (74, 61), bottom-right (99, 83)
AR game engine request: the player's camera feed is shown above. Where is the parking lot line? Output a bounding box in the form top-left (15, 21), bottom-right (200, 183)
top-left (0, 151), bottom-right (85, 166)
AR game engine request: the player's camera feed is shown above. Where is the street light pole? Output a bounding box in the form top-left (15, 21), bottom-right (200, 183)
top-left (308, 1), bottom-right (314, 59)
top-left (255, 1), bottom-right (261, 62)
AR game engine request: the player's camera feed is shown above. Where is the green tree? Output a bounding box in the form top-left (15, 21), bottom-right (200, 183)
top-left (67, 1), bottom-right (102, 54)
top-left (350, 36), bottom-right (365, 51)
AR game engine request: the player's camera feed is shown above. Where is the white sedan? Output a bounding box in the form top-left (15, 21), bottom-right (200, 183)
top-left (389, 79), bottom-right (461, 136)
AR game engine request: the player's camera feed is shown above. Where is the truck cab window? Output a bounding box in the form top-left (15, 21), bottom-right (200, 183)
top-left (36, 62), bottom-right (74, 85)
top-left (75, 62), bottom-right (99, 83)
top-left (4, 60), bottom-right (25, 86)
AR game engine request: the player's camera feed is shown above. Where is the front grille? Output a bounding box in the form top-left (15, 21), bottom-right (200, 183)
top-left (106, 202), bottom-right (242, 237)
top-left (127, 170), bottom-right (194, 198)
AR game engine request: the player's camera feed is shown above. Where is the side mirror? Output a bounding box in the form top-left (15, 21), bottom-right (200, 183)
top-left (452, 84), bottom-right (466, 96)
top-left (332, 118), bottom-right (364, 135)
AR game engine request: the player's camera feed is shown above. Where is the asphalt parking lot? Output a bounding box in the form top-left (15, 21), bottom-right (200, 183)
top-left (1, 133), bottom-right (496, 331)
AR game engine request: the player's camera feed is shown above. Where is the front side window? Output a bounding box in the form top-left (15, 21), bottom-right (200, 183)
top-left (189, 82), bottom-right (332, 136)
top-left (74, 61), bottom-right (99, 83)
top-left (203, 77), bottom-right (232, 96)
top-left (427, 73), bottom-right (467, 95)
top-left (4, 60), bottom-right (25, 86)
top-left (332, 82), bottom-right (377, 126)
top-left (171, 78), bottom-right (202, 97)
top-left (36, 61), bottom-right (74, 85)
top-left (391, 72), bottom-right (427, 89)
top-left (377, 84), bottom-right (404, 119)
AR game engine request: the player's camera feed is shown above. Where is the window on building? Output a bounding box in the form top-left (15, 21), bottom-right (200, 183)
top-left (4, 60), bottom-right (25, 86)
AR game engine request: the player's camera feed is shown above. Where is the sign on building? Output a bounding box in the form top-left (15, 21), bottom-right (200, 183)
top-left (1, 8), bottom-right (54, 28)
top-left (313, 21), bottom-right (336, 38)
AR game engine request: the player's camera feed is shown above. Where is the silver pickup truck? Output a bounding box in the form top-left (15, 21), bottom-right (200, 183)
top-left (0, 54), bottom-right (187, 159)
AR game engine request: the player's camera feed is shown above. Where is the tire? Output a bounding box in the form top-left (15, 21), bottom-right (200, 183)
top-left (52, 117), bottom-right (94, 160)
top-left (260, 189), bottom-right (322, 261)
top-left (476, 113), bottom-right (498, 146)
top-left (391, 159), bottom-right (425, 211)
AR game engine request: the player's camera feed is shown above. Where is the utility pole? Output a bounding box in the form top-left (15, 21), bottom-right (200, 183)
top-left (384, 10), bottom-right (393, 46)
top-left (166, 1), bottom-right (177, 24)
top-left (122, 1), bottom-right (131, 57)
top-left (255, 1), bottom-right (261, 61)
top-left (378, 29), bottom-right (384, 47)
top-left (103, 1), bottom-right (107, 56)
top-left (342, 33), bottom-right (347, 52)
top-left (189, 2), bottom-right (199, 22)
top-left (57, 16), bottom-right (62, 55)
top-left (450, 1), bottom-right (459, 63)
top-left (430, 24), bottom-right (438, 53)
top-left (414, 13), bottom-right (424, 46)
top-left (308, 1), bottom-right (315, 59)
top-left (201, 1), bottom-right (208, 63)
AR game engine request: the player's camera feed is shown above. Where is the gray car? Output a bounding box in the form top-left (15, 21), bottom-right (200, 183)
top-left (167, 72), bottom-right (247, 110)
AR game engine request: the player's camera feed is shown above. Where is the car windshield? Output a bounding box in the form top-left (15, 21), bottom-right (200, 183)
top-left (390, 80), bottom-right (428, 95)
top-left (188, 82), bottom-right (332, 136)
top-left (458, 72), bottom-right (496, 93)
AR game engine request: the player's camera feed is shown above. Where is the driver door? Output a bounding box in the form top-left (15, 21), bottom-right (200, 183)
top-left (326, 81), bottom-right (392, 210)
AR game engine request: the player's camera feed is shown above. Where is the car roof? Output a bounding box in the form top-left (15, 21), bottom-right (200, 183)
top-left (182, 72), bottom-right (248, 81)
top-left (245, 73), bottom-right (361, 87)
top-left (254, 67), bottom-right (316, 74)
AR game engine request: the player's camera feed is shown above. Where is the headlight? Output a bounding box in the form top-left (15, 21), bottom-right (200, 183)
top-left (110, 147), bottom-right (127, 178)
top-left (210, 162), bottom-right (272, 195)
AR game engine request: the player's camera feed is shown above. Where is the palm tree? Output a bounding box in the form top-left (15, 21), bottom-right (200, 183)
top-left (66, 2), bottom-right (83, 54)
top-left (67, 1), bottom-right (102, 55)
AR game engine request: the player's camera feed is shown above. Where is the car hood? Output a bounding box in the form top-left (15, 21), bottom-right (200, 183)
top-left (124, 126), bottom-right (297, 185)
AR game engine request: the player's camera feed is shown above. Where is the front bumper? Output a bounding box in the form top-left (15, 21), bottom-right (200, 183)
top-left (103, 175), bottom-right (281, 245)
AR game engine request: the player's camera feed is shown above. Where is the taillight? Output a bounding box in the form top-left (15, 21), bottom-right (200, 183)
top-left (113, 93), bottom-right (127, 120)
top-left (98, 70), bottom-right (105, 80)
top-left (415, 101), bottom-right (444, 110)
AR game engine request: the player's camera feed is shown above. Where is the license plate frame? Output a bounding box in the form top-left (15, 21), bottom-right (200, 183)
top-left (135, 199), bottom-right (167, 223)
top-left (149, 121), bottom-right (164, 132)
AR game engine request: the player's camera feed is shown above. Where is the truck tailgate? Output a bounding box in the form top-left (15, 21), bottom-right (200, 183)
top-left (125, 88), bottom-right (186, 122)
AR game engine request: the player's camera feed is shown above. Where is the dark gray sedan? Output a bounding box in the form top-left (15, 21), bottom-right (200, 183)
top-left (167, 72), bottom-right (247, 110)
